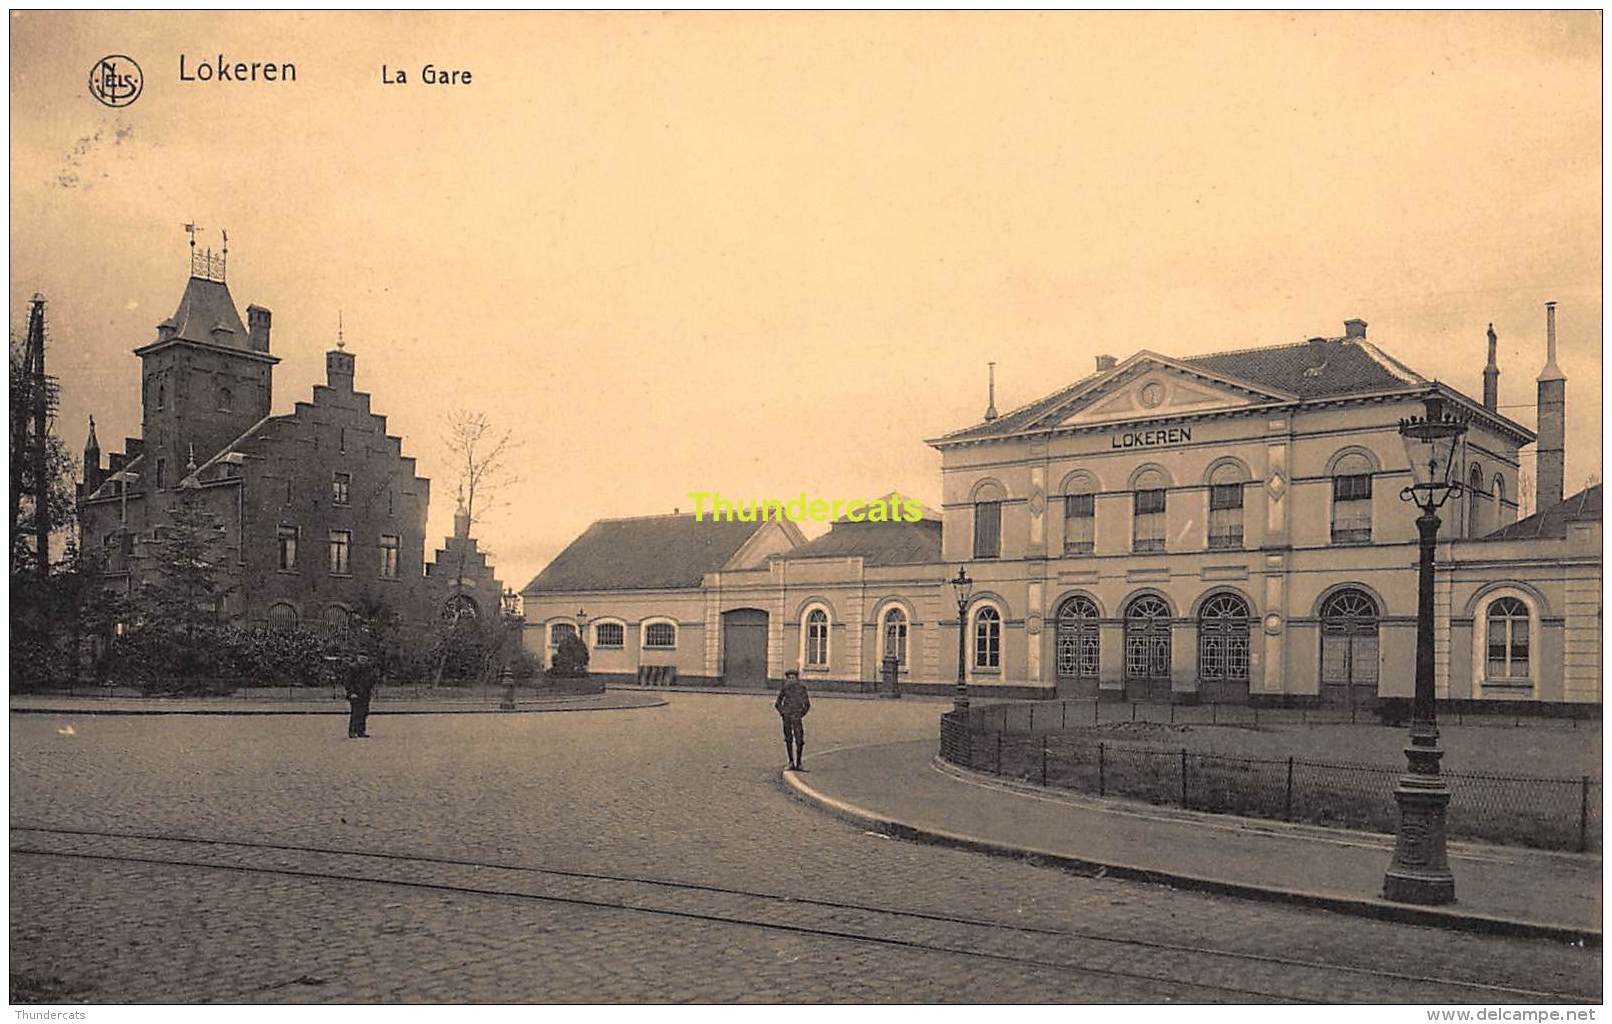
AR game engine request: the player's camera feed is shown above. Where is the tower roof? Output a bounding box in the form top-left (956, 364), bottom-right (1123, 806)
top-left (169, 275), bottom-right (249, 347)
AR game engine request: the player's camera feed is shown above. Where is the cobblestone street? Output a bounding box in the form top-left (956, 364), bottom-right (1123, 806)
top-left (9, 693), bottom-right (1602, 1003)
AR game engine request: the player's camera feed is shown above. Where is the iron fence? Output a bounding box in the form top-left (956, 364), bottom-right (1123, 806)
top-left (940, 709), bottom-right (1601, 853)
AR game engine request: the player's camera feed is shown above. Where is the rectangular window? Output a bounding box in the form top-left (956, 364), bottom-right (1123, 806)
top-left (1331, 474), bottom-right (1373, 543)
top-left (1063, 493), bottom-right (1095, 554)
top-left (973, 501), bottom-right (1002, 559)
top-left (328, 530), bottom-right (351, 575)
top-left (1208, 484), bottom-right (1244, 549)
top-left (155, 458), bottom-right (167, 490)
top-left (1132, 489), bottom-right (1166, 552)
top-left (332, 472), bottom-right (351, 506)
top-left (378, 534), bottom-right (399, 579)
top-left (595, 622), bottom-right (625, 648)
top-left (277, 525), bottom-right (299, 571)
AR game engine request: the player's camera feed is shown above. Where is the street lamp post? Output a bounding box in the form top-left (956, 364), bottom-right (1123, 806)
top-left (950, 566), bottom-right (973, 711)
top-left (1383, 390), bottom-right (1467, 905)
top-left (498, 588), bottom-right (521, 711)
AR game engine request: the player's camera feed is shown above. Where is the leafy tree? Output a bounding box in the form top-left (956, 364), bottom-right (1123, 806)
top-left (128, 485), bottom-right (230, 690)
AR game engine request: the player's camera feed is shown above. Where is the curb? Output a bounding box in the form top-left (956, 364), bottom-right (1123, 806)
top-left (8, 697), bottom-right (668, 717)
top-left (781, 754), bottom-right (1600, 947)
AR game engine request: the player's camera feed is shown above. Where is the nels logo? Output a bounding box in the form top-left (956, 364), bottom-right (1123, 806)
top-left (88, 55), bottom-right (143, 108)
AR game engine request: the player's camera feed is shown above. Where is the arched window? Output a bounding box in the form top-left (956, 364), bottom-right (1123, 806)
top-left (218, 386), bottom-right (232, 412)
top-left (323, 604), bottom-right (352, 631)
top-left (973, 606), bottom-right (1001, 670)
top-left (267, 602), bottom-right (298, 630)
top-left (1062, 475), bottom-right (1096, 555)
top-left (1493, 474), bottom-right (1511, 525)
top-left (1198, 593), bottom-right (1251, 681)
top-left (1330, 452), bottom-right (1374, 544)
top-left (644, 620), bottom-right (677, 649)
top-left (1055, 595), bottom-right (1099, 679)
top-left (1124, 595), bottom-right (1171, 680)
top-left (1320, 588), bottom-right (1379, 708)
top-left (549, 622), bottom-right (577, 647)
top-left (972, 481), bottom-right (1004, 559)
top-left (1485, 597), bottom-right (1530, 681)
top-left (156, 381), bottom-right (166, 410)
top-left (1132, 468), bottom-right (1168, 553)
top-left (1468, 464), bottom-right (1485, 537)
top-left (1207, 463), bottom-right (1245, 550)
top-left (881, 607), bottom-right (908, 667)
top-left (594, 622), bottom-right (625, 648)
top-left (804, 608), bottom-right (830, 667)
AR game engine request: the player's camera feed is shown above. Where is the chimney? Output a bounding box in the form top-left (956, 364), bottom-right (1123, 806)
top-left (1095, 354), bottom-right (1116, 372)
top-left (247, 305), bottom-right (272, 353)
top-left (1535, 301), bottom-right (1566, 512)
top-left (1482, 323), bottom-right (1499, 411)
top-left (82, 416), bottom-right (102, 493)
top-left (454, 485), bottom-right (471, 538)
top-left (1344, 318), bottom-right (1367, 339)
top-left (983, 362), bottom-right (998, 421)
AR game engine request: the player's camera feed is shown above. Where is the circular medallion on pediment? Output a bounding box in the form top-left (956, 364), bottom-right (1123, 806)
top-left (1139, 382), bottom-right (1165, 409)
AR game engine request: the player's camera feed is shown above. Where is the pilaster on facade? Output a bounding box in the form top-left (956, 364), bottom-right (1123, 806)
top-left (921, 592), bottom-right (941, 680)
top-left (844, 587), bottom-right (865, 681)
top-left (1562, 577), bottom-right (1602, 702)
top-left (704, 579), bottom-right (722, 678)
top-left (768, 573), bottom-right (787, 679)
top-left (1433, 571), bottom-right (1453, 698)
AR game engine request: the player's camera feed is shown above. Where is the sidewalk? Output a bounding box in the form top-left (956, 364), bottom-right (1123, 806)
top-left (9, 691), bottom-right (666, 716)
top-left (787, 739), bottom-right (1602, 943)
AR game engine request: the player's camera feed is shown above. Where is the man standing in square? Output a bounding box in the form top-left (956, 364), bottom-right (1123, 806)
top-left (775, 669), bottom-right (810, 771)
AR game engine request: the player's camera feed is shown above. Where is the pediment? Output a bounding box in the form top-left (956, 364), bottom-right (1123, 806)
top-left (1052, 359), bottom-right (1289, 428)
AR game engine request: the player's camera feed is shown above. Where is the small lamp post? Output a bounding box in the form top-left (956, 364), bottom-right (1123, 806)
top-left (1383, 390), bottom-right (1467, 905)
top-left (498, 588), bottom-right (521, 711)
top-left (951, 565), bottom-right (974, 711)
top-left (576, 608), bottom-right (588, 656)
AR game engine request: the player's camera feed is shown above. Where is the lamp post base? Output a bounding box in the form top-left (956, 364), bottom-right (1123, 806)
top-left (1382, 770), bottom-right (1456, 905)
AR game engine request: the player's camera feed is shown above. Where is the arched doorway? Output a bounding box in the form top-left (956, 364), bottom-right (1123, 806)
top-left (1055, 594), bottom-right (1100, 693)
top-left (722, 608), bottom-right (769, 688)
top-left (1320, 588), bottom-right (1379, 709)
top-left (1124, 594), bottom-right (1172, 699)
top-left (1198, 592), bottom-right (1251, 701)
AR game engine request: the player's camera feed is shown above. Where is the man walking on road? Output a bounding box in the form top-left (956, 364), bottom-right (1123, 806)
top-left (346, 656), bottom-right (376, 739)
top-left (775, 669), bottom-right (810, 771)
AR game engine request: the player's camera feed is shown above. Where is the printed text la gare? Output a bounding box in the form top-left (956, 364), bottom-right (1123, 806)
top-left (382, 64), bottom-right (472, 86)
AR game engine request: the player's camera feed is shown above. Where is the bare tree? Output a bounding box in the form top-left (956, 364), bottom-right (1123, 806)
top-left (445, 409), bottom-right (521, 554)
top-left (432, 410), bottom-right (521, 686)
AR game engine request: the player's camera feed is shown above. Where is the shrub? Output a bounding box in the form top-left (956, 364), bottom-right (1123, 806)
top-left (549, 632), bottom-right (589, 678)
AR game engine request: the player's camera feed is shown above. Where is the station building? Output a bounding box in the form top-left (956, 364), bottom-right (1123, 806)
top-left (522, 311), bottom-right (1600, 709)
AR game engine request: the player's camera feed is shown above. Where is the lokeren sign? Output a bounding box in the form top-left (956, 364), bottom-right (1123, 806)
top-left (1111, 425), bottom-right (1193, 449)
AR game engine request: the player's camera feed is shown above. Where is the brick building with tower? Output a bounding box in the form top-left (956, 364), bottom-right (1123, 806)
top-left (77, 248), bottom-right (503, 632)
top-left (524, 307), bottom-right (1599, 710)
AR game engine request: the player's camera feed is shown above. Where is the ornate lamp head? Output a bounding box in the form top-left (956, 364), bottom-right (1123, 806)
top-left (950, 565), bottom-right (974, 609)
top-left (1399, 389), bottom-right (1469, 510)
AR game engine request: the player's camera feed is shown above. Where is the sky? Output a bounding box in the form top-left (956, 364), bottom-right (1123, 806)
top-left (10, 11), bottom-right (1603, 591)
